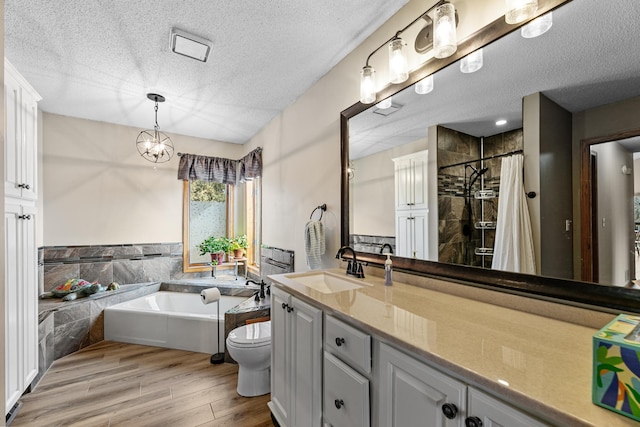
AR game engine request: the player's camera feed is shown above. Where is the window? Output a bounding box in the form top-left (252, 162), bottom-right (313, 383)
top-left (182, 177), bottom-right (261, 273)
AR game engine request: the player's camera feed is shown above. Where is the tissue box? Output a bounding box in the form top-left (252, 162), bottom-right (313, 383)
top-left (593, 314), bottom-right (640, 421)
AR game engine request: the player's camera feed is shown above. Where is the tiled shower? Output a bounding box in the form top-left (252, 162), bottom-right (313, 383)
top-left (437, 126), bottom-right (523, 267)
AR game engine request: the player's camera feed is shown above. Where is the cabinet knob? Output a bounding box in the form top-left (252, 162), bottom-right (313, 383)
top-left (334, 399), bottom-right (344, 409)
top-left (18, 183), bottom-right (30, 190)
top-left (287, 306), bottom-right (294, 313)
top-left (281, 302), bottom-right (288, 310)
top-left (465, 416), bottom-right (483, 427)
top-left (18, 214), bottom-right (32, 220)
top-left (442, 403), bottom-right (458, 419)
top-left (335, 337), bottom-right (345, 347)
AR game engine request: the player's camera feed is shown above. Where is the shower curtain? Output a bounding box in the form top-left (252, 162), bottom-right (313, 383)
top-left (491, 154), bottom-right (536, 274)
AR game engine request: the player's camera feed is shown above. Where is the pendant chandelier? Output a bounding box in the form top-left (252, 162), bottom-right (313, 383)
top-left (136, 93), bottom-right (174, 163)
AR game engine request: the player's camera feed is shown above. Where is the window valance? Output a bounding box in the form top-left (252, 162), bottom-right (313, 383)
top-left (177, 147), bottom-right (262, 184)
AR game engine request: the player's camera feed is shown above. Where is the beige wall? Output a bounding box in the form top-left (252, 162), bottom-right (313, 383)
top-left (245, 0), bottom-right (508, 271)
top-left (351, 137), bottom-right (426, 237)
top-left (572, 96), bottom-right (640, 278)
top-left (39, 0), bottom-right (513, 269)
top-left (42, 113), bottom-right (243, 246)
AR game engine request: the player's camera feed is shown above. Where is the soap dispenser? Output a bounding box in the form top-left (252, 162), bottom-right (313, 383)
top-left (384, 253), bottom-right (393, 286)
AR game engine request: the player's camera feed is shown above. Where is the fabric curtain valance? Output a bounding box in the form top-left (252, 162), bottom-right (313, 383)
top-left (177, 147), bottom-right (262, 184)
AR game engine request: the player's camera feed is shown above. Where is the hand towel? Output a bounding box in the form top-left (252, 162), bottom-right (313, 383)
top-left (305, 220), bottom-right (325, 270)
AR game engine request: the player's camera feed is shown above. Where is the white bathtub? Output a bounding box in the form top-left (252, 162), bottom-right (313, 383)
top-left (104, 291), bottom-right (248, 354)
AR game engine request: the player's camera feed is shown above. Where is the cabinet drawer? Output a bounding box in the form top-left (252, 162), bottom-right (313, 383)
top-left (323, 351), bottom-right (370, 427)
top-left (325, 315), bottom-right (371, 374)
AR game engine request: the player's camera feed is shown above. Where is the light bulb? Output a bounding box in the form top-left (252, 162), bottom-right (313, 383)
top-left (360, 66), bottom-right (376, 104)
top-left (521, 12), bottom-right (552, 38)
top-left (388, 38), bottom-right (409, 84)
top-left (376, 97), bottom-right (392, 109)
top-left (460, 49), bottom-right (483, 73)
top-left (505, 0), bottom-right (538, 24)
top-left (434, 3), bottom-right (457, 59)
top-left (415, 75), bottom-right (434, 94)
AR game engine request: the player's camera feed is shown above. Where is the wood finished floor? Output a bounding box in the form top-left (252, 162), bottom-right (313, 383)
top-left (10, 341), bottom-right (275, 427)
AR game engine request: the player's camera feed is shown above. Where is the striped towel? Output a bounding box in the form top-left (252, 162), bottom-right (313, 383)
top-left (305, 221), bottom-right (325, 270)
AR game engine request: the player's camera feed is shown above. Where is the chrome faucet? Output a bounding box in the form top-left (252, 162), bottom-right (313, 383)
top-left (380, 243), bottom-right (394, 254)
top-left (335, 246), bottom-right (365, 278)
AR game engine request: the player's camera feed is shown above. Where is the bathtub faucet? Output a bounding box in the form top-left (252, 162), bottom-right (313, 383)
top-left (335, 246), bottom-right (365, 279)
top-left (245, 279), bottom-right (270, 301)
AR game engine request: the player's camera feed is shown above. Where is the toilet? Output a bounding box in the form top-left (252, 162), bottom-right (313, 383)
top-left (226, 320), bottom-right (271, 397)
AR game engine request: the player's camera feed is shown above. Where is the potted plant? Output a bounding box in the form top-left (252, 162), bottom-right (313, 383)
top-left (197, 236), bottom-right (230, 264)
top-left (229, 234), bottom-right (249, 258)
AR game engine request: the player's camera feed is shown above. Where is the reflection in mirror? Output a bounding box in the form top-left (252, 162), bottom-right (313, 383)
top-left (347, 0), bottom-right (640, 289)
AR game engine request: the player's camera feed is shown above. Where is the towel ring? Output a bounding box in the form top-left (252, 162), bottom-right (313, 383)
top-left (310, 204), bottom-right (327, 221)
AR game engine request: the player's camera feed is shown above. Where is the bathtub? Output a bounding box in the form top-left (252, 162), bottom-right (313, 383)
top-left (104, 291), bottom-right (248, 354)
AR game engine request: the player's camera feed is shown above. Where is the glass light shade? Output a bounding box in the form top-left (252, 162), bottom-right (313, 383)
top-left (360, 66), bottom-right (376, 104)
top-left (376, 97), bottom-right (393, 109)
top-left (460, 49), bottom-right (483, 73)
top-left (388, 38), bottom-right (409, 84)
top-left (433, 2), bottom-right (457, 59)
top-left (505, 0), bottom-right (538, 24)
top-left (415, 75), bottom-right (434, 94)
top-left (521, 12), bottom-right (552, 38)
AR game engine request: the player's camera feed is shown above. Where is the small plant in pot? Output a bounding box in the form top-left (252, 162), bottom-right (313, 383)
top-left (197, 236), bottom-right (230, 264)
top-left (229, 235), bottom-right (249, 258)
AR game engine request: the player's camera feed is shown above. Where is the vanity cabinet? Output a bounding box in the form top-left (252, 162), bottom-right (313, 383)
top-left (269, 287), bottom-right (323, 427)
top-left (323, 351), bottom-right (370, 427)
top-left (393, 150), bottom-right (429, 259)
top-left (377, 342), bottom-right (548, 427)
top-left (378, 342), bottom-right (466, 426)
top-left (4, 59), bottom-right (40, 416)
top-left (323, 315), bottom-right (372, 427)
top-left (466, 386), bottom-right (549, 427)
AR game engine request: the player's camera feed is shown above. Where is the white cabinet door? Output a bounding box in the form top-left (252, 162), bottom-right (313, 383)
top-left (291, 296), bottom-right (322, 427)
top-left (4, 203), bottom-right (38, 414)
top-left (4, 60), bottom-right (40, 201)
top-left (378, 342), bottom-right (466, 427)
top-left (393, 150), bottom-right (428, 211)
top-left (269, 287), bottom-right (323, 427)
top-left (466, 387), bottom-right (549, 427)
top-left (5, 204), bottom-right (21, 413)
top-left (412, 209), bottom-right (428, 260)
top-left (395, 210), bottom-right (428, 260)
top-left (4, 70), bottom-right (22, 200)
top-left (270, 287), bottom-right (291, 425)
top-left (324, 351), bottom-right (370, 427)
top-left (20, 92), bottom-right (38, 201)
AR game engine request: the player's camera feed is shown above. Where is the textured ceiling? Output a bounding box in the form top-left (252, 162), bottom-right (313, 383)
top-left (350, 0), bottom-right (640, 159)
top-left (5, 0), bottom-right (408, 143)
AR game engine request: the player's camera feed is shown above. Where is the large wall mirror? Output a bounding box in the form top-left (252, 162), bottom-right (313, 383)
top-left (341, 0), bottom-right (640, 313)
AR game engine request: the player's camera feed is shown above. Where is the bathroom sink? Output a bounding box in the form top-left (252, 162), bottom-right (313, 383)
top-left (284, 272), bottom-right (366, 294)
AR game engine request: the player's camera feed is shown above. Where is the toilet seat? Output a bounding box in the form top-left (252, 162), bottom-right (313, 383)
top-left (227, 321), bottom-right (271, 348)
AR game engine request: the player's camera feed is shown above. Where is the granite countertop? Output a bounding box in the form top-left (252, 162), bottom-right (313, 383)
top-left (270, 269), bottom-right (637, 427)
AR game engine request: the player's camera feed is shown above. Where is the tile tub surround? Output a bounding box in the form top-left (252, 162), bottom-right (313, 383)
top-left (271, 268), bottom-right (636, 427)
top-left (39, 242), bottom-right (215, 294)
top-left (37, 283), bottom-right (162, 369)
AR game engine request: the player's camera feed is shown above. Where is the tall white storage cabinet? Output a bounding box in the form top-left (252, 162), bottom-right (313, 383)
top-left (392, 150), bottom-right (428, 259)
top-left (4, 59), bottom-right (41, 416)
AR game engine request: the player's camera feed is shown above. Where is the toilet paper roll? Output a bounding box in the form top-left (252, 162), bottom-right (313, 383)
top-left (201, 287), bottom-right (221, 305)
